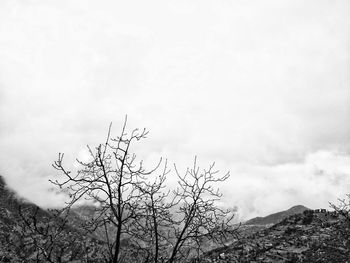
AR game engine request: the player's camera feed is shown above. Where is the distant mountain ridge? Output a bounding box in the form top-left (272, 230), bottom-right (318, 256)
top-left (245, 205), bottom-right (310, 225)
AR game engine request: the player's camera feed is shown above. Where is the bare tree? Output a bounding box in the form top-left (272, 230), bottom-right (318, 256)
top-left (122, 158), bottom-right (237, 263)
top-left (131, 163), bottom-right (177, 263)
top-left (330, 194), bottom-right (350, 226)
top-left (50, 118), bottom-right (237, 263)
top-left (51, 117), bottom-right (163, 263)
top-left (165, 157), bottom-right (237, 263)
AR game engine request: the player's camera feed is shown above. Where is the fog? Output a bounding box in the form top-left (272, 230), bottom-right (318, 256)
top-left (1, 0), bottom-right (350, 219)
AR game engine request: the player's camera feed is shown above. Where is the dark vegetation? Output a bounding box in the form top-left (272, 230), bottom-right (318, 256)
top-left (0, 175), bottom-right (106, 262)
top-left (202, 208), bottom-right (350, 262)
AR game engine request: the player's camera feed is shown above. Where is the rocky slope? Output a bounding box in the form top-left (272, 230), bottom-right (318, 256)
top-left (0, 175), bottom-right (104, 262)
top-left (202, 209), bottom-right (350, 262)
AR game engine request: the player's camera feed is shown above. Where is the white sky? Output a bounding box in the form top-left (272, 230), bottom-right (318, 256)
top-left (0, 0), bottom-right (350, 220)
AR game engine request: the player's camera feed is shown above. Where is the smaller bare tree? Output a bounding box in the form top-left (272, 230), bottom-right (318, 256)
top-left (122, 157), bottom-right (237, 263)
top-left (131, 162), bottom-right (177, 263)
top-left (165, 157), bottom-right (236, 263)
top-left (330, 194), bottom-right (350, 226)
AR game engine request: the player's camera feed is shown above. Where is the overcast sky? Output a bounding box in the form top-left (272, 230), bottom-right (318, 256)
top-left (0, 0), bottom-right (350, 220)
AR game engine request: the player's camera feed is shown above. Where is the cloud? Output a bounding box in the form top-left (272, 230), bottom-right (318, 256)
top-left (223, 150), bottom-right (350, 220)
top-left (0, 0), bottom-right (349, 217)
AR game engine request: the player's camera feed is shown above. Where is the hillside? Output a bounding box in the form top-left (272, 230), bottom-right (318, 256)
top-left (245, 205), bottom-right (310, 225)
top-left (0, 175), bottom-right (105, 262)
top-left (2, 176), bottom-right (350, 262)
top-left (0, 175), bottom-right (149, 262)
top-left (0, 175), bottom-right (48, 261)
top-left (202, 209), bottom-right (350, 262)
top-left (0, 175), bottom-right (48, 235)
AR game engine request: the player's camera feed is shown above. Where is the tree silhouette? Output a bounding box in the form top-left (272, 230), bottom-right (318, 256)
top-left (51, 117), bottom-right (165, 262)
top-left (166, 158), bottom-right (236, 262)
top-left (330, 194), bottom-right (350, 227)
top-left (50, 117), bottom-right (237, 262)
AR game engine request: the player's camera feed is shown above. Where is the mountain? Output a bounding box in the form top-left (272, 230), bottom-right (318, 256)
top-left (0, 175), bottom-right (42, 228)
top-left (0, 175), bottom-right (105, 262)
top-left (202, 208), bottom-right (350, 262)
top-left (0, 175), bottom-right (49, 261)
top-left (245, 205), bottom-right (310, 225)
